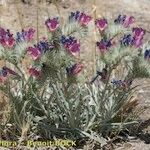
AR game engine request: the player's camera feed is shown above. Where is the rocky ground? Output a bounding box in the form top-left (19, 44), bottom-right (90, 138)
top-left (0, 0), bottom-right (150, 149)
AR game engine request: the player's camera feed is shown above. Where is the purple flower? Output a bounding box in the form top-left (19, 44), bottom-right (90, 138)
top-left (45, 17), bottom-right (59, 32)
top-left (69, 11), bottom-right (92, 26)
top-left (27, 47), bottom-right (41, 60)
top-left (27, 39), bottom-right (54, 60)
top-left (96, 39), bottom-right (112, 54)
top-left (95, 18), bottom-right (108, 31)
top-left (144, 49), bottom-right (150, 60)
top-left (3, 66), bottom-right (20, 76)
top-left (61, 36), bottom-right (80, 56)
top-left (123, 16), bottom-right (135, 27)
top-left (0, 28), bottom-right (15, 48)
top-left (114, 15), bottom-right (135, 27)
top-left (66, 63), bottom-right (83, 75)
top-left (132, 27), bottom-right (145, 48)
top-left (0, 66), bottom-right (19, 82)
top-left (79, 13), bottom-right (92, 26)
top-left (16, 28), bottom-right (35, 42)
top-left (132, 37), bottom-right (143, 48)
top-left (120, 28), bottom-right (145, 48)
top-left (29, 66), bottom-right (42, 78)
top-left (132, 27), bottom-right (145, 39)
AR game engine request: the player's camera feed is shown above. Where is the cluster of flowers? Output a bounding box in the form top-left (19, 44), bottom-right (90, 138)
top-left (60, 36), bottom-right (83, 76)
top-left (94, 15), bottom-right (146, 86)
top-left (69, 11), bottom-right (92, 26)
top-left (45, 11), bottom-right (92, 33)
top-left (114, 14), bottom-right (135, 28)
top-left (96, 39), bottom-right (112, 54)
top-left (44, 12), bottom-right (91, 77)
top-left (0, 67), bottom-right (42, 83)
top-left (61, 11), bottom-right (93, 76)
top-left (27, 39), bottom-right (54, 60)
top-left (121, 27), bottom-right (145, 48)
top-left (95, 15), bottom-right (147, 57)
top-left (0, 27), bottom-right (38, 80)
top-left (0, 66), bottom-right (20, 82)
top-left (30, 12), bottom-right (91, 78)
top-left (94, 18), bottom-right (111, 55)
top-left (95, 17), bottom-right (111, 54)
top-left (0, 12), bottom-right (149, 82)
top-left (27, 39), bottom-right (55, 78)
top-left (0, 28), bottom-right (15, 48)
top-left (61, 35), bottom-right (80, 56)
top-left (111, 79), bottom-right (132, 90)
top-left (16, 28), bottom-right (35, 42)
top-left (116, 15), bottom-right (148, 60)
top-left (0, 28), bottom-right (36, 48)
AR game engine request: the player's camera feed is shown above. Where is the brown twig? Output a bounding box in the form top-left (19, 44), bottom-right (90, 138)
top-left (15, 0), bottom-right (24, 29)
top-left (36, 0), bottom-right (39, 42)
top-left (92, 0), bottom-right (97, 75)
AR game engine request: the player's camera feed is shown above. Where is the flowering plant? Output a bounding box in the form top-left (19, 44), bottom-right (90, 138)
top-left (0, 11), bottom-right (150, 147)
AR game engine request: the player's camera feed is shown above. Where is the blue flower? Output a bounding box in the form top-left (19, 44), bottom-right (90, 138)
top-left (114, 15), bottom-right (135, 27)
top-left (114, 14), bottom-right (126, 24)
top-left (111, 79), bottom-right (123, 86)
top-left (120, 29), bottom-right (145, 48)
top-left (60, 35), bottom-right (66, 44)
top-left (37, 40), bottom-right (54, 53)
top-left (0, 67), bottom-right (8, 77)
top-left (120, 34), bottom-right (133, 46)
top-left (69, 11), bottom-right (80, 21)
top-left (111, 79), bottom-right (132, 89)
top-left (69, 11), bottom-right (92, 26)
top-left (16, 28), bottom-right (35, 42)
top-left (144, 49), bottom-right (150, 60)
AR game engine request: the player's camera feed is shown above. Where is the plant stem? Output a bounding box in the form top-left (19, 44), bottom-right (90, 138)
top-left (54, 1), bottom-right (63, 25)
top-left (93, 0), bottom-right (96, 74)
top-left (101, 67), bottom-right (113, 102)
top-left (36, 0), bottom-right (39, 42)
